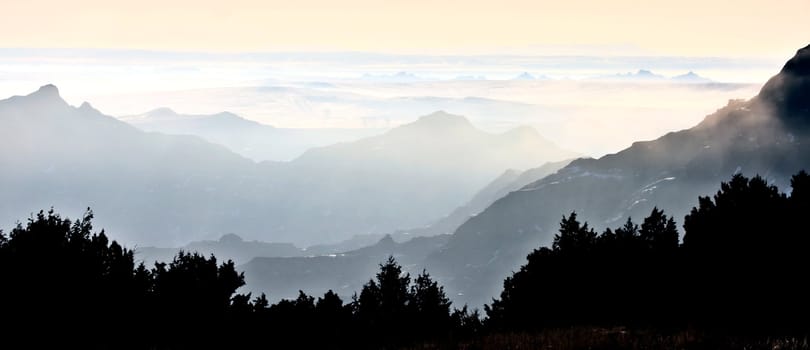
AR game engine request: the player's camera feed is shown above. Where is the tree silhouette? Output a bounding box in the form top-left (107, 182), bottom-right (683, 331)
top-left (552, 212), bottom-right (597, 253)
top-left (410, 269), bottom-right (452, 338)
top-left (0, 209), bottom-right (468, 348)
top-left (639, 207), bottom-right (679, 251)
top-left (488, 171), bottom-right (810, 334)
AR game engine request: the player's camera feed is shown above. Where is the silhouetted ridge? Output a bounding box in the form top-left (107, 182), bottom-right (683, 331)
top-left (31, 84), bottom-right (60, 99)
top-left (758, 44), bottom-right (810, 124)
top-left (781, 44), bottom-right (810, 76)
top-left (78, 101), bottom-right (100, 113)
top-left (377, 234), bottom-right (396, 247)
top-left (219, 233), bottom-right (244, 244)
top-left (9, 84), bottom-right (68, 108)
top-left (430, 44), bottom-right (810, 308)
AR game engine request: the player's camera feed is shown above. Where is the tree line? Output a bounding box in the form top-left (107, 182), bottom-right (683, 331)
top-left (487, 171), bottom-right (810, 334)
top-left (0, 210), bottom-right (478, 349)
top-left (2, 171), bottom-right (810, 348)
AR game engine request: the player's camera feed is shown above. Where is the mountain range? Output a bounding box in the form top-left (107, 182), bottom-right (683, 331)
top-left (0, 91), bottom-right (575, 247)
top-left (236, 159), bottom-right (572, 301)
top-left (121, 108), bottom-right (381, 162)
top-left (597, 69), bottom-right (712, 83)
top-left (4, 44), bottom-right (806, 310)
top-left (235, 43), bottom-right (810, 306)
top-left (427, 44), bottom-right (810, 307)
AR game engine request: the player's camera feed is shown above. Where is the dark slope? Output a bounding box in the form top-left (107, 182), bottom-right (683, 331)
top-left (429, 44), bottom-right (810, 308)
top-left (394, 159), bottom-right (573, 238)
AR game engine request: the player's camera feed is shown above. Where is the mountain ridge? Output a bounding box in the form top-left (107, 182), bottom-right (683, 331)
top-left (0, 88), bottom-right (576, 247)
top-left (428, 44), bottom-right (810, 308)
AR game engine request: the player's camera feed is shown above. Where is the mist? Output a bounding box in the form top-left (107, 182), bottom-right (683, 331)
top-left (0, 48), bottom-right (771, 159)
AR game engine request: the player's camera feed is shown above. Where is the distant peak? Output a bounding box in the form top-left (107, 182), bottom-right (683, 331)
top-left (213, 111), bottom-right (241, 119)
top-left (28, 84), bottom-right (62, 99)
top-left (37, 84), bottom-right (59, 94)
top-left (513, 72), bottom-right (536, 80)
top-left (20, 84), bottom-right (68, 106)
top-left (78, 101), bottom-right (97, 112)
top-left (376, 234), bottom-right (395, 246)
top-left (408, 111), bottom-right (473, 130)
top-left (145, 107), bottom-right (178, 117)
top-left (219, 233), bottom-right (243, 244)
top-left (672, 71), bottom-right (711, 83)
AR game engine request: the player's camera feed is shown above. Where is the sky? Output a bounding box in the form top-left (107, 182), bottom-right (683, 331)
top-left (0, 1), bottom-right (806, 157)
top-left (1, 0), bottom-right (807, 57)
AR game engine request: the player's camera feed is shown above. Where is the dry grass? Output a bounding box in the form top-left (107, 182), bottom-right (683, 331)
top-left (404, 327), bottom-right (810, 350)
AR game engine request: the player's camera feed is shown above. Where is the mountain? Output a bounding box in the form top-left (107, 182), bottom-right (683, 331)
top-left (263, 111), bottom-right (579, 245)
top-left (135, 233), bottom-right (304, 265)
top-left (597, 69), bottom-right (668, 81)
top-left (241, 233), bottom-right (451, 301)
top-left (672, 71), bottom-right (713, 83)
top-left (0, 90), bottom-right (575, 247)
top-left (428, 44), bottom-right (810, 308)
top-left (237, 159), bottom-right (572, 298)
top-left (596, 69), bottom-right (713, 83)
top-left (392, 159), bottom-right (573, 238)
top-left (121, 108), bottom-right (381, 162)
top-left (512, 72), bottom-right (537, 80)
top-left (0, 85), bottom-right (260, 246)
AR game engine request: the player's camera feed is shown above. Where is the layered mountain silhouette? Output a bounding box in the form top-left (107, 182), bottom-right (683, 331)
top-left (596, 69), bottom-right (712, 83)
top-left (241, 233), bottom-right (451, 301)
top-left (122, 108), bottom-right (380, 161)
top-left (240, 160), bottom-right (572, 300)
top-left (262, 111), bottom-right (578, 245)
top-left (0, 85), bottom-right (257, 246)
top-left (0, 91), bottom-right (574, 246)
top-left (429, 44), bottom-right (810, 307)
top-left (672, 71), bottom-right (712, 83)
top-left (135, 233), bottom-right (304, 265)
top-left (392, 159), bottom-right (573, 238)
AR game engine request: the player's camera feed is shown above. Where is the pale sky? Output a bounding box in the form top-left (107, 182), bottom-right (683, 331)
top-left (1, 0), bottom-right (808, 57)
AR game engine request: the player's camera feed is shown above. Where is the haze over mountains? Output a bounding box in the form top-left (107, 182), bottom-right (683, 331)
top-left (233, 44), bottom-right (810, 305)
top-left (236, 159), bottom-right (572, 301)
top-left (596, 69), bottom-right (712, 83)
top-left (2, 43), bottom-right (806, 311)
top-left (0, 89), bottom-right (575, 247)
top-left (428, 44), bottom-right (810, 307)
top-left (121, 108), bottom-right (381, 161)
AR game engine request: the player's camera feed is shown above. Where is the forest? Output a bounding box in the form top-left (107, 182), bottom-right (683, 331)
top-left (2, 171), bottom-right (810, 349)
